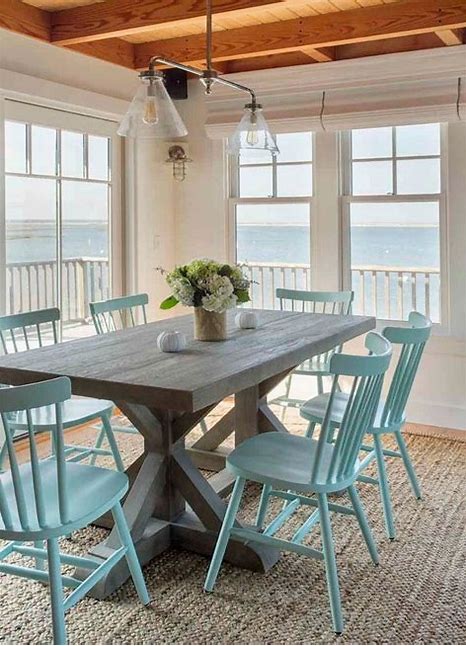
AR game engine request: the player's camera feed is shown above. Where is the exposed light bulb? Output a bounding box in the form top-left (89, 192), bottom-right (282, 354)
top-left (143, 96), bottom-right (158, 125)
top-left (245, 110), bottom-right (259, 146)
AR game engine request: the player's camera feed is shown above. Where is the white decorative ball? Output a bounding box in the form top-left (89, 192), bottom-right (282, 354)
top-left (235, 311), bottom-right (258, 329)
top-left (157, 330), bottom-right (187, 353)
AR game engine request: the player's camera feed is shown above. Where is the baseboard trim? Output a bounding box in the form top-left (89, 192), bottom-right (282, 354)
top-left (406, 400), bottom-right (466, 432)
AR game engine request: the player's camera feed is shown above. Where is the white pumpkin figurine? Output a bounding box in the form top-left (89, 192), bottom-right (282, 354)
top-left (157, 330), bottom-right (187, 353)
top-left (235, 311), bottom-right (258, 330)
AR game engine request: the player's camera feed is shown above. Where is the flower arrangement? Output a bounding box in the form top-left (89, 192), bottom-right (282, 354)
top-left (160, 259), bottom-right (251, 313)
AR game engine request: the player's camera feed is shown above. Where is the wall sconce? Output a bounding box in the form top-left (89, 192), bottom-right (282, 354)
top-left (166, 144), bottom-right (192, 182)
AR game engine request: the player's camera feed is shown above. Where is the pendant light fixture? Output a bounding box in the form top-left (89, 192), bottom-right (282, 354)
top-left (118, 0), bottom-right (279, 157)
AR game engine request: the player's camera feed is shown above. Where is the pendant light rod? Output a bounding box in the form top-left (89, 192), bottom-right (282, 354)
top-left (145, 55), bottom-right (257, 106)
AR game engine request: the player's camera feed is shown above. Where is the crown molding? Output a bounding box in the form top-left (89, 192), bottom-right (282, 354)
top-left (206, 45), bottom-right (466, 104)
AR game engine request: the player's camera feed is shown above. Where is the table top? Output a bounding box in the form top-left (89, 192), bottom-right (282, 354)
top-left (0, 309), bottom-right (374, 411)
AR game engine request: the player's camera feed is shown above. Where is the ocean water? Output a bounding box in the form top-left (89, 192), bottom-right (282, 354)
top-left (6, 222), bottom-right (439, 270)
top-left (237, 225), bottom-right (439, 268)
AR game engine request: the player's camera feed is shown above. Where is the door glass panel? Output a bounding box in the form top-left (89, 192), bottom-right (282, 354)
top-left (61, 181), bottom-right (110, 339)
top-left (88, 135), bottom-right (109, 181)
top-left (61, 130), bottom-right (84, 178)
top-left (5, 177), bottom-right (58, 345)
top-left (2, 112), bottom-right (116, 343)
top-left (5, 121), bottom-right (27, 173)
top-left (31, 126), bottom-right (56, 176)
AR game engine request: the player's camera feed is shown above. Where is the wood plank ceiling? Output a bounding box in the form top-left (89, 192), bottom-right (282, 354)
top-left (1, 0), bottom-right (465, 74)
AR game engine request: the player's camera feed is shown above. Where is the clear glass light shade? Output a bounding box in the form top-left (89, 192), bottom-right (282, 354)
top-left (227, 106), bottom-right (279, 156)
top-left (118, 77), bottom-right (188, 139)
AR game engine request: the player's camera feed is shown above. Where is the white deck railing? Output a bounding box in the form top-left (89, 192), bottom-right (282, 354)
top-left (5, 259), bottom-right (440, 324)
top-left (242, 262), bottom-right (440, 322)
top-left (6, 257), bottom-right (109, 323)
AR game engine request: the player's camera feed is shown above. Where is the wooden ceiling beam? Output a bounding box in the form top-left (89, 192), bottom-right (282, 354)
top-left (50, 0), bottom-right (293, 46)
top-left (65, 39), bottom-right (135, 68)
top-left (0, 0), bottom-right (50, 41)
top-left (300, 47), bottom-right (335, 62)
top-left (134, 0), bottom-right (466, 68)
top-left (435, 28), bottom-right (463, 45)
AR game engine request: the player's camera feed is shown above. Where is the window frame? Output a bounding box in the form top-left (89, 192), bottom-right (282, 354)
top-left (339, 123), bottom-right (449, 330)
top-left (227, 133), bottom-right (315, 265)
top-left (0, 99), bottom-right (123, 337)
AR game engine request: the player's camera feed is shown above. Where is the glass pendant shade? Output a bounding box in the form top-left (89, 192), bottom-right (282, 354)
top-left (227, 105), bottom-right (279, 156)
top-left (118, 76), bottom-right (188, 139)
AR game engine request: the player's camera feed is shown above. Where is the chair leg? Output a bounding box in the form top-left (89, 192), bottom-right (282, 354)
top-left (347, 485), bottom-right (379, 565)
top-left (0, 440), bottom-right (8, 471)
top-left (46, 538), bottom-right (67, 646)
top-left (317, 493), bottom-right (343, 634)
top-left (111, 502), bottom-right (151, 605)
top-left (317, 374), bottom-right (324, 395)
top-left (373, 434), bottom-right (396, 540)
top-left (204, 477), bottom-right (246, 592)
top-left (256, 484), bottom-right (272, 529)
top-left (100, 415), bottom-right (125, 472)
top-left (89, 427), bottom-right (106, 467)
top-left (394, 430), bottom-right (421, 499)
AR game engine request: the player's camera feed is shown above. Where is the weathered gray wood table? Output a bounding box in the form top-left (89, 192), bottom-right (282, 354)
top-left (0, 308), bottom-right (374, 598)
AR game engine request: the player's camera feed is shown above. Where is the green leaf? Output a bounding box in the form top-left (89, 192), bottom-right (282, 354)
top-left (236, 290), bottom-right (250, 304)
top-left (160, 295), bottom-right (179, 310)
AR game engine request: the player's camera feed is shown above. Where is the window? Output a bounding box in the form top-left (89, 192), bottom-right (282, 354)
top-left (2, 103), bottom-right (121, 340)
top-left (230, 132), bottom-right (313, 309)
top-left (341, 123), bottom-right (444, 323)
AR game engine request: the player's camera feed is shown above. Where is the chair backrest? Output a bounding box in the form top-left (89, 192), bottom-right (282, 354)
top-left (90, 294), bottom-right (148, 334)
top-left (379, 311), bottom-right (432, 428)
top-left (0, 377), bottom-right (72, 531)
top-left (313, 332), bottom-right (392, 484)
top-left (276, 289), bottom-right (354, 315)
top-left (0, 309), bottom-right (60, 355)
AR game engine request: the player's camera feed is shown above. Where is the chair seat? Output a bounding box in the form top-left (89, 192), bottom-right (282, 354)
top-left (0, 460), bottom-right (128, 539)
top-left (227, 432), bottom-right (359, 493)
top-left (8, 397), bottom-right (114, 432)
top-left (300, 392), bottom-right (404, 431)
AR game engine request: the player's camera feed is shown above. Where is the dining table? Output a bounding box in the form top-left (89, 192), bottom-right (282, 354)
top-left (0, 308), bottom-right (374, 598)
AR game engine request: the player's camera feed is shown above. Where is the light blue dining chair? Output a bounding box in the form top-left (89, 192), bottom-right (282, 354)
top-left (270, 289), bottom-right (354, 412)
top-left (204, 332), bottom-right (392, 634)
top-left (0, 377), bottom-right (150, 645)
top-left (300, 311), bottom-right (432, 539)
top-left (0, 309), bottom-right (124, 471)
top-left (88, 294), bottom-right (150, 456)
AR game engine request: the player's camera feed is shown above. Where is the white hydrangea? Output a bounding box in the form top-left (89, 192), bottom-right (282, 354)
top-left (201, 275), bottom-right (238, 313)
top-left (169, 277), bottom-right (195, 306)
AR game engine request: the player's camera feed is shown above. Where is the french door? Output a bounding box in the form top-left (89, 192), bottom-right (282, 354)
top-left (1, 100), bottom-right (123, 340)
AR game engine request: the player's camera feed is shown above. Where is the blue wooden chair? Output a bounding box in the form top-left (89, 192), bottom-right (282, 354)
top-left (89, 293), bottom-right (149, 335)
top-left (0, 377), bottom-right (150, 645)
top-left (300, 311), bottom-right (432, 539)
top-left (89, 294), bottom-right (150, 457)
top-left (270, 289), bottom-right (354, 412)
top-left (0, 309), bottom-right (124, 471)
top-left (204, 332), bottom-right (392, 634)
